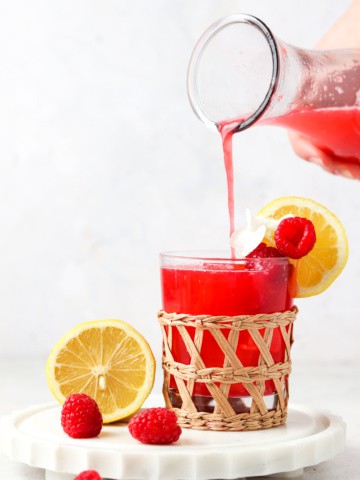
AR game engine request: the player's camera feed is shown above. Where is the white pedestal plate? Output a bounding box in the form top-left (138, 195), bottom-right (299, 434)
top-left (0, 397), bottom-right (345, 480)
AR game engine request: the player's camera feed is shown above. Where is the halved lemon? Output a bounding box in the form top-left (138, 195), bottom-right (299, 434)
top-left (258, 196), bottom-right (349, 298)
top-left (46, 319), bottom-right (156, 423)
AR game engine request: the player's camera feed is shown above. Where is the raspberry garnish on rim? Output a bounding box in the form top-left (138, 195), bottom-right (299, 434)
top-left (246, 242), bottom-right (285, 258)
top-left (275, 217), bottom-right (316, 259)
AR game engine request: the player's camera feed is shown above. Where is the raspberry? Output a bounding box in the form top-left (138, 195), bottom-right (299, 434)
top-left (246, 242), bottom-right (284, 258)
top-left (128, 407), bottom-right (182, 445)
top-left (74, 471), bottom-right (102, 480)
top-left (275, 216), bottom-right (316, 259)
top-left (61, 393), bottom-right (103, 439)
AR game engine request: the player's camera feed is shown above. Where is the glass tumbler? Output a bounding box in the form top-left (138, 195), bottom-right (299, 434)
top-left (158, 251), bottom-right (297, 431)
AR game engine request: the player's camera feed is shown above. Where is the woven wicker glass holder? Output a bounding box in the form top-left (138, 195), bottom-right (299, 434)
top-left (158, 307), bottom-right (297, 431)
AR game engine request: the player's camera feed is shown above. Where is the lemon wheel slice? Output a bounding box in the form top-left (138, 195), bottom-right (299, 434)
top-left (258, 196), bottom-right (349, 298)
top-left (46, 319), bottom-right (156, 423)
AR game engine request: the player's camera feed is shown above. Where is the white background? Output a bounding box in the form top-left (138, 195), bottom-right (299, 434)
top-left (0, 0), bottom-right (358, 370)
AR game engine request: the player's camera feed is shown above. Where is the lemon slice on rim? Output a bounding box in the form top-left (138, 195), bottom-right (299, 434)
top-left (258, 196), bottom-right (349, 298)
top-left (46, 319), bottom-right (156, 423)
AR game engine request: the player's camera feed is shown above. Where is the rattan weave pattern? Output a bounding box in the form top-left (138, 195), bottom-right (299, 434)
top-left (158, 308), bottom-right (297, 431)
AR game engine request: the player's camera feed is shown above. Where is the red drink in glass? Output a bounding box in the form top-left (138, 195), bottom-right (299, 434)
top-left (160, 251), bottom-right (294, 413)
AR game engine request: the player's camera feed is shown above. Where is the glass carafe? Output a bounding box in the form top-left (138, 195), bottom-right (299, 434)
top-left (187, 14), bottom-right (360, 166)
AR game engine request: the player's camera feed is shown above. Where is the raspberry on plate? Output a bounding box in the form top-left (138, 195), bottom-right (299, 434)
top-left (275, 217), bottom-right (316, 259)
top-left (74, 471), bottom-right (102, 480)
top-left (128, 407), bottom-right (182, 445)
top-left (61, 393), bottom-right (103, 439)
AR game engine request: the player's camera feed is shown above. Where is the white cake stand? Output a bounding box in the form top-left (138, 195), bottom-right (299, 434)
top-left (0, 395), bottom-right (345, 480)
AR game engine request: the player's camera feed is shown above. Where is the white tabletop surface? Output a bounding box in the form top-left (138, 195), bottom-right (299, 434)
top-left (0, 356), bottom-right (359, 480)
